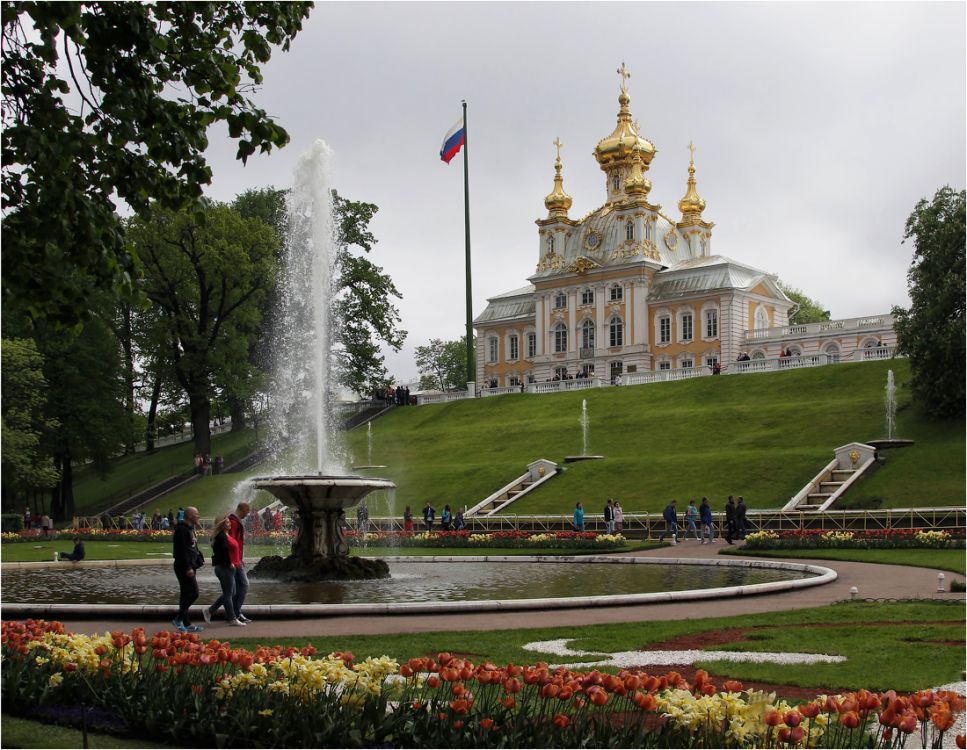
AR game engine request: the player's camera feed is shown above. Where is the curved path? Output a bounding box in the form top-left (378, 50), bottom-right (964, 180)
top-left (44, 541), bottom-right (965, 638)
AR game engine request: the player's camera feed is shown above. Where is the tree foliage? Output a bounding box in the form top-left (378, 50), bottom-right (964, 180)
top-left (415, 337), bottom-right (472, 392)
top-left (777, 282), bottom-right (830, 325)
top-left (892, 186), bottom-right (966, 418)
top-left (1, 1), bottom-right (312, 326)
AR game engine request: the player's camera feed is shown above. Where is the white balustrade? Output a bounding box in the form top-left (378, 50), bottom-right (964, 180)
top-left (619, 367), bottom-right (710, 386)
top-left (853, 345), bottom-right (895, 361)
top-left (743, 313), bottom-right (895, 343)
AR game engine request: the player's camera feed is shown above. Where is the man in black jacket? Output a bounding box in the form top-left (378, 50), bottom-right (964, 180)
top-left (172, 506), bottom-right (204, 632)
top-left (724, 496), bottom-right (737, 545)
top-left (60, 536), bottom-right (85, 562)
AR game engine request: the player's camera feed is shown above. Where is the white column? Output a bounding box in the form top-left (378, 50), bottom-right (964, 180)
top-left (625, 281), bottom-right (633, 345)
top-left (535, 296), bottom-right (545, 356)
top-left (567, 289), bottom-right (577, 353)
top-left (595, 285), bottom-right (606, 352)
top-left (634, 279), bottom-right (648, 345)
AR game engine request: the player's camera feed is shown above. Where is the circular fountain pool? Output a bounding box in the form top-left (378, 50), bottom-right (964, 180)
top-left (0, 556), bottom-right (836, 618)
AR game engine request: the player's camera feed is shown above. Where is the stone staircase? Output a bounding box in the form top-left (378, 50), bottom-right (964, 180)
top-left (465, 459), bottom-right (558, 517)
top-left (783, 442), bottom-right (877, 513)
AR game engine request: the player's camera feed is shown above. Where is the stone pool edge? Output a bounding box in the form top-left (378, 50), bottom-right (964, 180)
top-left (1, 555), bottom-right (837, 619)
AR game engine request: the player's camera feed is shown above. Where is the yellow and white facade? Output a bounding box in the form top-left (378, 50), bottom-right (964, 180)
top-left (474, 68), bottom-right (811, 387)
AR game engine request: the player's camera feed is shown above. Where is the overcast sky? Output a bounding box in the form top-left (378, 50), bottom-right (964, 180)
top-left (200, 1), bottom-right (966, 383)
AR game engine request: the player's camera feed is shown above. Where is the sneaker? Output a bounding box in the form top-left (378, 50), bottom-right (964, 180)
top-left (202, 607), bottom-right (212, 624)
top-left (171, 618), bottom-right (185, 631)
top-left (238, 614), bottom-right (252, 623)
top-left (227, 619), bottom-right (247, 627)
top-left (184, 624), bottom-right (203, 633)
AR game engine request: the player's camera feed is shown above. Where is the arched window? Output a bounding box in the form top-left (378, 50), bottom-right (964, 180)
top-left (612, 174), bottom-right (620, 192)
top-left (609, 283), bottom-right (623, 301)
top-left (625, 221), bottom-right (634, 241)
top-left (546, 235), bottom-right (555, 253)
top-left (554, 323), bottom-right (568, 353)
top-left (824, 343), bottom-right (840, 363)
top-left (751, 351), bottom-right (766, 360)
top-left (581, 319), bottom-right (595, 350)
top-left (754, 306), bottom-right (769, 330)
top-left (609, 316), bottom-right (624, 347)
top-left (581, 287), bottom-right (594, 305)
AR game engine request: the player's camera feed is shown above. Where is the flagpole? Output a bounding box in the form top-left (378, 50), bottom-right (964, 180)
top-left (462, 99), bottom-right (474, 390)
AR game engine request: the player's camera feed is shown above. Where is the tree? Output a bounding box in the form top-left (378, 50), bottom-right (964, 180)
top-left (415, 337), bottom-right (472, 392)
top-left (777, 282), bottom-right (831, 325)
top-left (1, 337), bottom-right (60, 510)
top-left (1, 2), bottom-right (312, 326)
top-left (892, 186), bottom-right (966, 418)
top-left (128, 202), bottom-right (280, 457)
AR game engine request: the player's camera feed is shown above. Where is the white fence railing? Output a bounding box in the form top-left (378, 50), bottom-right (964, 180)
top-left (619, 367), bottom-right (710, 386)
top-left (416, 390), bottom-right (471, 406)
top-left (744, 314), bottom-right (894, 343)
top-left (527, 377), bottom-right (603, 394)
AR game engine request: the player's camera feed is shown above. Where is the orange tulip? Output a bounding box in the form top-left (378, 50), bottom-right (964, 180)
top-left (400, 665), bottom-right (413, 678)
top-left (552, 713), bottom-right (570, 729)
top-left (777, 727), bottom-right (791, 743)
top-left (799, 701), bottom-right (821, 719)
top-left (427, 675), bottom-right (441, 689)
top-left (500, 696), bottom-right (515, 709)
top-left (541, 683), bottom-right (561, 699)
top-left (955, 734), bottom-right (965, 749)
top-left (824, 696), bottom-right (841, 713)
top-left (624, 674), bottom-right (641, 691)
top-left (450, 699), bottom-right (469, 715)
top-left (503, 678), bottom-right (521, 694)
top-left (437, 652), bottom-right (452, 665)
top-left (840, 711), bottom-right (860, 729)
top-left (789, 726), bottom-right (804, 745)
top-left (784, 710), bottom-right (801, 728)
top-left (898, 712), bottom-right (918, 734)
top-left (589, 689), bottom-right (609, 707)
top-left (765, 709), bottom-right (782, 727)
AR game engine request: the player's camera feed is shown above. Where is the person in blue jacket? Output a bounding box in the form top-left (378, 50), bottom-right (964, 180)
top-left (699, 496), bottom-right (714, 544)
top-left (658, 500), bottom-right (678, 541)
top-left (572, 502), bottom-right (585, 532)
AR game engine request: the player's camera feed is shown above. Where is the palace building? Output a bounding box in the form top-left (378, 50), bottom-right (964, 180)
top-left (472, 66), bottom-right (895, 390)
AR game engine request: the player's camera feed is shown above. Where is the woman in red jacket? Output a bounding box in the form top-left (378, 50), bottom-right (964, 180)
top-left (203, 515), bottom-right (245, 626)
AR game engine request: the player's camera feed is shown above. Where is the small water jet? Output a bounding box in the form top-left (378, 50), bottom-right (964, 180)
top-left (565, 399), bottom-right (604, 462)
top-left (867, 369), bottom-right (914, 451)
top-left (249, 140), bottom-right (394, 582)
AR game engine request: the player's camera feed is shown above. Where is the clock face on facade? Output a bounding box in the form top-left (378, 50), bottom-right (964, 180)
top-left (586, 231), bottom-right (601, 250)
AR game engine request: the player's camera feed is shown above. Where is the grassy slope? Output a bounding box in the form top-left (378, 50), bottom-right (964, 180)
top-left (72, 360), bottom-right (965, 517)
top-left (343, 359), bottom-right (963, 513)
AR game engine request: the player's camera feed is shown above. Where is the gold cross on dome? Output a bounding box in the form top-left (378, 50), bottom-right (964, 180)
top-left (553, 137), bottom-right (563, 161)
top-left (688, 140), bottom-right (696, 164)
top-left (617, 62), bottom-right (631, 92)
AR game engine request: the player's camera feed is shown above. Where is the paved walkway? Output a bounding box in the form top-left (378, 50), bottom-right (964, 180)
top-left (50, 541), bottom-right (965, 639)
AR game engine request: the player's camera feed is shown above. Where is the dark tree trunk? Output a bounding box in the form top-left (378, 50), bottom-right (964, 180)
top-left (229, 396), bottom-right (247, 431)
top-left (50, 457), bottom-right (73, 522)
top-left (190, 389), bottom-right (212, 457)
top-left (145, 376), bottom-right (162, 452)
top-left (120, 304), bottom-right (136, 455)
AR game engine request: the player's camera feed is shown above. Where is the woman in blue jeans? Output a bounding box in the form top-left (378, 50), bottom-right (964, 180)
top-left (205, 516), bottom-right (245, 626)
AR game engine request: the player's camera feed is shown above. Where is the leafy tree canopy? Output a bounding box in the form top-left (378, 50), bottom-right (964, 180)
top-left (415, 337), bottom-right (472, 392)
top-left (892, 186), bottom-right (966, 418)
top-left (1, 1), bottom-right (312, 326)
top-left (777, 282), bottom-right (831, 325)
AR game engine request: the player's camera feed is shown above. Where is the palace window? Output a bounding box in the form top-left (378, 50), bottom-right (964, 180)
top-left (754, 306), bottom-right (769, 330)
top-left (581, 319), bottom-right (595, 350)
top-left (581, 287), bottom-right (594, 305)
top-left (609, 283), bottom-right (623, 301)
top-left (509, 334), bottom-right (519, 361)
top-left (658, 360), bottom-right (671, 371)
top-left (659, 316), bottom-right (671, 344)
top-left (508, 374), bottom-right (521, 387)
top-left (609, 361), bottom-right (623, 383)
top-left (553, 292), bottom-right (567, 310)
top-left (681, 358), bottom-right (693, 369)
top-left (612, 174), bottom-right (620, 192)
top-left (546, 235), bottom-right (555, 253)
top-left (705, 309), bottom-right (718, 338)
top-left (625, 221), bottom-right (634, 241)
top-left (680, 313), bottom-right (693, 342)
top-left (824, 343), bottom-right (840, 363)
top-left (554, 323), bottom-right (568, 353)
top-left (526, 332), bottom-right (537, 358)
top-left (554, 366), bottom-right (569, 380)
top-left (609, 316), bottom-right (624, 347)
top-left (705, 356), bottom-right (718, 368)
top-left (488, 337), bottom-right (498, 363)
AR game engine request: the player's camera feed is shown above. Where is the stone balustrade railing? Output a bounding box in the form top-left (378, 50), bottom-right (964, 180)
top-left (526, 377), bottom-right (602, 394)
top-left (744, 314), bottom-right (894, 343)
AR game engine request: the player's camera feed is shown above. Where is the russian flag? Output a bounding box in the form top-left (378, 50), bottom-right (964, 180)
top-left (439, 118), bottom-right (465, 163)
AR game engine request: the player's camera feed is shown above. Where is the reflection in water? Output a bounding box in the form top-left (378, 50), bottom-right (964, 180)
top-left (2, 561), bottom-right (808, 606)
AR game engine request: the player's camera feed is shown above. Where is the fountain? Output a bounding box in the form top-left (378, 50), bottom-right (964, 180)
top-left (564, 399), bottom-right (604, 462)
top-left (352, 421), bottom-right (386, 471)
top-left (867, 369), bottom-right (914, 451)
top-left (248, 140), bottom-right (395, 582)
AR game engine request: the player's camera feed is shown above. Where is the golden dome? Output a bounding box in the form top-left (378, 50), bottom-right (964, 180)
top-left (678, 142), bottom-right (707, 223)
top-left (594, 64), bottom-right (656, 169)
top-left (623, 148), bottom-right (652, 197)
top-left (544, 137), bottom-right (573, 217)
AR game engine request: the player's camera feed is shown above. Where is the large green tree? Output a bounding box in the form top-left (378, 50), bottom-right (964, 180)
top-left (0, 337), bottom-right (60, 510)
top-left (415, 336), bottom-right (472, 392)
top-left (778, 283), bottom-right (831, 325)
top-left (1, 1), bottom-right (312, 326)
top-left (892, 186), bottom-right (966, 418)
top-left (128, 202), bottom-right (280, 456)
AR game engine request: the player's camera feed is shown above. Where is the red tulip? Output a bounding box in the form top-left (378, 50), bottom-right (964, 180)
top-left (552, 713), bottom-right (570, 729)
top-left (840, 711), bottom-right (860, 729)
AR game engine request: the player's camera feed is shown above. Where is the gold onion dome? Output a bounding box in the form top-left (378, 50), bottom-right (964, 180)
top-left (594, 64), bottom-right (656, 168)
top-left (678, 142), bottom-right (707, 221)
top-left (624, 148), bottom-right (651, 196)
top-left (544, 137), bottom-right (573, 217)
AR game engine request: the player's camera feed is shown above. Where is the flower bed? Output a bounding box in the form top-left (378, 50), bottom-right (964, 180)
top-left (743, 529), bottom-right (965, 551)
top-left (2, 620), bottom-right (963, 748)
top-left (1, 528), bottom-right (626, 550)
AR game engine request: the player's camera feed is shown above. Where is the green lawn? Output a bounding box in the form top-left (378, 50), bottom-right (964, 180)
top-left (722, 546), bottom-right (967, 575)
top-left (71, 428), bottom-right (257, 516)
top-left (226, 600), bottom-right (964, 694)
top-left (0, 714), bottom-right (173, 749)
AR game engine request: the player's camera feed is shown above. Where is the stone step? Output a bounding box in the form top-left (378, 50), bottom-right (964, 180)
top-left (819, 482), bottom-right (845, 491)
top-left (797, 504), bottom-right (823, 511)
top-left (831, 470), bottom-right (855, 479)
top-left (807, 493), bottom-right (833, 501)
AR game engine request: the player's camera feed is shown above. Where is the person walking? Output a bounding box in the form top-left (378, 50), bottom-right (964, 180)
top-left (422, 502), bottom-right (435, 531)
top-left (699, 497), bottom-right (714, 544)
top-left (724, 496), bottom-right (737, 545)
top-left (613, 501), bottom-right (624, 534)
top-left (736, 497), bottom-right (748, 539)
top-left (204, 515), bottom-right (245, 627)
top-left (658, 500), bottom-right (678, 542)
top-left (572, 502), bottom-right (585, 532)
top-left (603, 499), bottom-right (615, 534)
top-left (441, 504), bottom-right (452, 531)
top-left (227, 502), bottom-right (252, 623)
top-left (684, 500), bottom-right (700, 541)
top-left (172, 506), bottom-right (204, 633)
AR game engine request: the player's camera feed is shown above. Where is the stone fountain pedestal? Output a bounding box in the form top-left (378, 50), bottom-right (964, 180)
top-left (248, 475), bottom-right (395, 582)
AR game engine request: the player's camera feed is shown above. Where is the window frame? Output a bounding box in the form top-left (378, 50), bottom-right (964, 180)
top-left (581, 287), bottom-right (594, 306)
top-left (609, 316), bottom-right (624, 348)
top-left (488, 337), bottom-right (498, 363)
top-left (581, 319), bottom-right (595, 350)
top-left (553, 323), bottom-right (568, 353)
top-left (705, 308), bottom-right (718, 339)
top-left (553, 292), bottom-right (567, 310)
top-left (609, 283), bottom-right (623, 302)
top-left (658, 315), bottom-right (671, 344)
top-left (525, 332), bottom-right (537, 359)
top-left (508, 334), bottom-right (519, 361)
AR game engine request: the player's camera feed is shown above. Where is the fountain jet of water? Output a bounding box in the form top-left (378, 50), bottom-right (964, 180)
top-left (580, 399), bottom-right (589, 456)
top-left (885, 369), bottom-right (896, 440)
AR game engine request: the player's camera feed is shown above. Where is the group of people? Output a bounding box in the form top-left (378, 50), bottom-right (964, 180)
top-left (572, 499), bottom-right (625, 533)
top-left (171, 502), bottom-right (253, 632)
top-left (659, 496), bottom-right (749, 545)
top-left (192, 454), bottom-right (224, 476)
top-left (22, 507), bottom-right (53, 535)
top-left (418, 502), bottom-right (465, 531)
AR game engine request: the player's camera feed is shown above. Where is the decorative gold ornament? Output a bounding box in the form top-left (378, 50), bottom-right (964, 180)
top-left (664, 230), bottom-right (679, 250)
top-left (585, 231), bottom-right (602, 251)
top-left (538, 466), bottom-right (546, 478)
top-left (848, 450), bottom-right (861, 466)
top-left (565, 256), bottom-right (601, 275)
top-left (544, 137), bottom-right (573, 218)
top-left (537, 251), bottom-right (565, 272)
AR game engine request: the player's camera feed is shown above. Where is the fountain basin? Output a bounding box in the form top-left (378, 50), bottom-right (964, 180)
top-left (866, 439), bottom-right (915, 450)
top-left (564, 455), bottom-right (605, 463)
